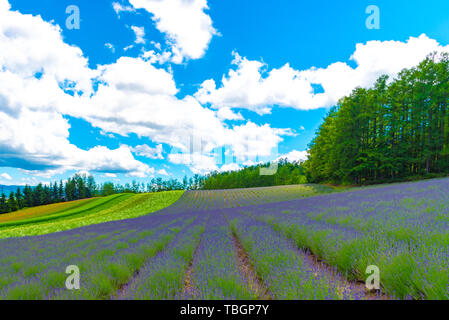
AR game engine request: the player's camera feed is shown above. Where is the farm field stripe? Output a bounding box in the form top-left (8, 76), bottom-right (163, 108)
top-left (112, 216), bottom-right (198, 299)
top-left (229, 227), bottom-right (272, 300)
top-left (0, 212), bottom-right (190, 299)
top-left (186, 212), bottom-right (257, 299)
top-left (225, 209), bottom-right (371, 300)
top-left (0, 194), bottom-right (128, 229)
top-left (0, 198), bottom-right (98, 224)
top-left (299, 247), bottom-right (389, 300)
top-left (117, 216), bottom-right (206, 300)
top-left (220, 209), bottom-right (272, 299)
top-left (0, 191), bottom-right (184, 239)
top-left (56, 217), bottom-right (190, 300)
top-left (235, 209), bottom-right (389, 299)
top-left (181, 215), bottom-right (210, 299)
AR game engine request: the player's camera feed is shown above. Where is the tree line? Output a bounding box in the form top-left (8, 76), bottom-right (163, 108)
top-left (201, 159), bottom-right (306, 190)
top-left (100, 175), bottom-right (205, 195)
top-left (0, 174), bottom-right (97, 214)
top-left (0, 173), bottom-right (207, 214)
top-left (304, 53), bottom-right (449, 185)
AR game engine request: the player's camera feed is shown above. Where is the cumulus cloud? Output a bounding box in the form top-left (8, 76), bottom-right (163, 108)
top-left (131, 25), bottom-right (146, 44)
top-left (0, 173), bottom-right (12, 180)
top-left (113, 2), bottom-right (135, 16)
top-left (0, 109), bottom-right (154, 177)
top-left (0, 1), bottom-right (95, 96)
top-left (196, 35), bottom-right (449, 114)
top-left (168, 153), bottom-right (218, 175)
top-left (157, 169), bottom-right (169, 176)
top-left (225, 122), bottom-right (293, 162)
top-left (129, 0), bottom-right (217, 62)
top-left (73, 57), bottom-right (292, 170)
top-left (104, 173), bottom-right (117, 178)
top-left (276, 150), bottom-right (308, 163)
top-left (0, 2), bottom-right (291, 176)
top-left (131, 144), bottom-right (164, 159)
top-left (0, 2), bottom-right (153, 177)
top-left (216, 107), bottom-right (244, 121)
top-left (105, 43), bottom-right (116, 53)
top-left (219, 163), bottom-right (240, 173)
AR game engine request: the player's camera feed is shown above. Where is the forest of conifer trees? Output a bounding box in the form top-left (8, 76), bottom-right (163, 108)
top-left (0, 174), bottom-right (97, 214)
top-left (202, 159), bottom-right (306, 190)
top-left (304, 53), bottom-right (449, 185)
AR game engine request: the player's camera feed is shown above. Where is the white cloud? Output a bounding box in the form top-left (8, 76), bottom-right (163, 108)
top-left (216, 107), bottom-right (244, 121)
top-left (0, 109), bottom-right (154, 177)
top-left (141, 49), bottom-right (174, 65)
top-left (0, 1), bottom-right (95, 96)
top-left (157, 169), bottom-right (169, 176)
top-left (219, 163), bottom-right (240, 172)
top-left (0, 1), bottom-right (298, 176)
top-left (131, 144), bottom-right (164, 159)
top-left (168, 153), bottom-right (218, 174)
top-left (74, 57), bottom-right (291, 168)
top-left (0, 2), bottom-right (154, 178)
top-left (0, 173), bottom-right (12, 180)
top-left (104, 173), bottom-right (117, 178)
top-left (276, 150), bottom-right (308, 163)
top-left (225, 122), bottom-right (292, 162)
top-left (129, 0), bottom-right (217, 62)
top-left (105, 43), bottom-right (115, 53)
top-left (131, 25), bottom-right (146, 44)
top-left (76, 170), bottom-right (90, 176)
top-left (113, 2), bottom-right (135, 16)
top-left (196, 35), bottom-right (449, 114)
top-left (96, 56), bottom-right (177, 96)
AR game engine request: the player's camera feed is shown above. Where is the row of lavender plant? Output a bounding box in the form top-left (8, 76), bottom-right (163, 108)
top-left (118, 214), bottom-right (208, 299)
top-left (0, 210), bottom-right (196, 299)
top-left (237, 178), bottom-right (449, 299)
top-left (224, 209), bottom-right (367, 300)
top-left (187, 211), bottom-right (257, 299)
top-left (166, 185), bottom-right (331, 213)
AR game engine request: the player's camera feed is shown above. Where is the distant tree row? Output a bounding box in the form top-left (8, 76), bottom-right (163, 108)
top-left (0, 159), bottom-right (307, 214)
top-left (0, 174), bottom-right (97, 214)
top-left (201, 159), bottom-right (306, 190)
top-left (304, 53), bottom-right (449, 185)
top-left (0, 172), bottom-right (210, 214)
top-left (99, 175), bottom-right (205, 196)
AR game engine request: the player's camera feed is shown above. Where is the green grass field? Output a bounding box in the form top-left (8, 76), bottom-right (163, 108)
top-left (0, 191), bottom-right (184, 239)
top-left (0, 198), bottom-right (98, 223)
top-left (0, 184), bottom-right (332, 239)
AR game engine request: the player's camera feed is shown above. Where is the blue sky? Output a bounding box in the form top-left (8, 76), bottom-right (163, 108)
top-left (1, 0), bottom-right (449, 186)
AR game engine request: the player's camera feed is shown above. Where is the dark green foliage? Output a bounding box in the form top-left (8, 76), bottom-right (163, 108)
top-left (0, 174), bottom-right (97, 215)
top-left (6, 192), bottom-right (17, 212)
top-left (305, 53), bottom-right (449, 185)
top-left (0, 194), bottom-right (9, 214)
top-left (201, 159), bottom-right (306, 190)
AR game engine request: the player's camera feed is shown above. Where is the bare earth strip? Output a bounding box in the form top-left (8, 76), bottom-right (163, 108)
top-left (181, 258), bottom-right (197, 298)
top-left (113, 270), bottom-right (140, 300)
top-left (181, 242), bottom-right (201, 299)
top-left (300, 248), bottom-right (390, 300)
top-left (230, 233), bottom-right (273, 300)
top-left (181, 214), bottom-right (210, 299)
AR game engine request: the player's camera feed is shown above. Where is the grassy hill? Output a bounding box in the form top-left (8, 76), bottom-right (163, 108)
top-left (0, 191), bottom-right (184, 239)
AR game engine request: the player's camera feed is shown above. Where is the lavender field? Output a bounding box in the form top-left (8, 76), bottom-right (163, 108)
top-left (1, 179), bottom-right (449, 300)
